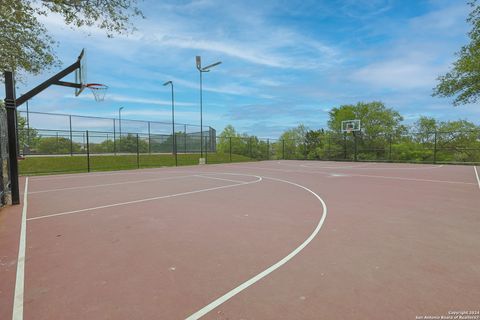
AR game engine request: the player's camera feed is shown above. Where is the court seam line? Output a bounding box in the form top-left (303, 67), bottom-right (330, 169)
top-left (277, 161), bottom-right (444, 170)
top-left (28, 167), bottom-right (194, 181)
top-left (27, 176), bottom-right (262, 221)
top-left (474, 166), bottom-right (480, 190)
top-left (28, 175), bottom-right (196, 194)
top-left (301, 164), bottom-right (444, 170)
top-left (231, 164), bottom-right (475, 185)
top-left (346, 172), bottom-right (473, 185)
top-left (185, 175), bottom-right (328, 320)
top-left (12, 178), bottom-right (29, 320)
top-left (194, 175), bottom-right (248, 184)
top-left (278, 161), bottom-right (368, 169)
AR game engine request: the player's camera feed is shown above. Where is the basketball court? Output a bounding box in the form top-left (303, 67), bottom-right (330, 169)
top-left (1, 160), bottom-right (479, 319)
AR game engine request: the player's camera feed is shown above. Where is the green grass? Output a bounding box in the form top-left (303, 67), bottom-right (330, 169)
top-left (19, 153), bottom-right (254, 175)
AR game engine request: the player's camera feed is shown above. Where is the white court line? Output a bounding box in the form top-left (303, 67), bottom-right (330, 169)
top-left (28, 175), bottom-right (195, 194)
top-left (346, 172), bottom-right (474, 186)
top-left (277, 161), bottom-right (366, 169)
top-left (27, 175), bottom-right (262, 221)
top-left (231, 164), bottom-right (475, 186)
top-left (12, 178), bottom-right (29, 320)
top-left (280, 161), bottom-right (443, 170)
top-left (185, 175), bottom-right (328, 320)
top-left (194, 175), bottom-right (248, 184)
top-left (474, 166), bottom-right (480, 190)
top-left (28, 167), bottom-right (186, 181)
top-left (338, 164), bottom-right (444, 170)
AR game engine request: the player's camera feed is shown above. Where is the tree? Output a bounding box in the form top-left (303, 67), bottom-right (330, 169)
top-left (17, 111), bottom-right (39, 153)
top-left (413, 117), bottom-right (437, 134)
top-left (433, 1), bottom-right (480, 106)
top-left (36, 136), bottom-right (81, 154)
top-left (217, 125), bottom-right (237, 153)
top-left (279, 124), bottom-right (308, 159)
top-left (304, 129), bottom-right (324, 159)
top-left (328, 101), bottom-right (405, 137)
top-left (326, 102), bottom-right (406, 160)
top-left (412, 116), bottom-right (437, 144)
top-left (0, 0), bottom-right (143, 77)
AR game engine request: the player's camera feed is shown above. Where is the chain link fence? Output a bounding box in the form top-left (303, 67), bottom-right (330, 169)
top-left (18, 110), bottom-right (216, 154)
top-left (0, 106), bottom-right (10, 206)
top-left (17, 128), bottom-right (480, 175)
top-left (281, 130), bottom-right (480, 164)
top-left (14, 109), bottom-right (480, 175)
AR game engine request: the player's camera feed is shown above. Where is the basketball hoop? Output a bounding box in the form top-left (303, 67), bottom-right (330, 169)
top-left (341, 119), bottom-right (361, 133)
top-left (86, 83), bottom-right (108, 102)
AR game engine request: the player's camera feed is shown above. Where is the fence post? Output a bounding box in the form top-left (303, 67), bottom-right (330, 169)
top-left (433, 131), bottom-right (437, 164)
top-left (282, 139), bottom-right (285, 160)
top-left (69, 115), bottom-right (73, 156)
top-left (136, 133), bottom-right (140, 168)
top-left (184, 124), bottom-right (187, 153)
top-left (229, 137), bottom-right (232, 162)
top-left (354, 132), bottom-right (358, 162)
top-left (328, 135), bottom-right (331, 160)
top-left (26, 101), bottom-right (30, 149)
top-left (388, 134), bottom-right (392, 161)
top-left (249, 137), bottom-right (253, 159)
top-left (86, 130), bottom-right (90, 172)
top-left (113, 119), bottom-right (116, 155)
top-left (174, 133), bottom-right (178, 167)
top-left (148, 121), bottom-right (151, 154)
top-left (267, 139), bottom-right (270, 160)
top-left (205, 136), bottom-right (208, 164)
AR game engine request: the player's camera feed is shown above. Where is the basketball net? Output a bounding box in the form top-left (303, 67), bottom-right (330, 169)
top-left (86, 83), bottom-right (108, 102)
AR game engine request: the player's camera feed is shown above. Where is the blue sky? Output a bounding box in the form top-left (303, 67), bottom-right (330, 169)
top-left (8, 0), bottom-right (480, 137)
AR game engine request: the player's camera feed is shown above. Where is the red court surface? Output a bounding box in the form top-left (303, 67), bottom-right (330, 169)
top-left (1, 160), bottom-right (479, 319)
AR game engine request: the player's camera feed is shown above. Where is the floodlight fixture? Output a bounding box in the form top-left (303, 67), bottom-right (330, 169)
top-left (202, 61), bottom-right (222, 71)
top-left (196, 56), bottom-right (202, 70)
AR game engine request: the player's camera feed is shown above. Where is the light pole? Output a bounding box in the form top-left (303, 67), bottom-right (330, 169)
top-left (163, 81), bottom-right (177, 166)
top-left (119, 107), bottom-right (124, 136)
top-left (196, 56), bottom-right (221, 158)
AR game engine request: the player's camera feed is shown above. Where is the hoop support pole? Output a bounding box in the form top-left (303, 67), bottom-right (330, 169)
top-left (4, 71), bottom-right (20, 204)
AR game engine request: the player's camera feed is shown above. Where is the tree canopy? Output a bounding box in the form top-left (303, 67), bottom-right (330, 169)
top-left (433, 0), bottom-right (480, 106)
top-left (0, 0), bottom-right (143, 78)
top-left (328, 101), bottom-right (405, 137)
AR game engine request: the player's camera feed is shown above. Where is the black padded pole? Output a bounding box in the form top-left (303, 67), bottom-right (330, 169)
top-left (4, 71), bottom-right (20, 204)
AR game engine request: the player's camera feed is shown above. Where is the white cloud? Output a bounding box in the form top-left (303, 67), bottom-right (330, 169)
top-left (350, 3), bottom-right (469, 91)
top-left (351, 59), bottom-right (443, 89)
top-left (74, 93), bottom-right (196, 107)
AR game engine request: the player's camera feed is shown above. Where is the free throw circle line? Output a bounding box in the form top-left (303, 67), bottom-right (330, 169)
top-left (27, 175), bottom-right (262, 221)
top-left (474, 166), bottom-right (480, 190)
top-left (185, 175), bottom-right (328, 319)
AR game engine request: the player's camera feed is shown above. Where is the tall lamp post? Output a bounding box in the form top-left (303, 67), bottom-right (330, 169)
top-left (163, 81), bottom-right (177, 166)
top-left (195, 56), bottom-right (221, 158)
top-left (119, 107), bottom-right (124, 135)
